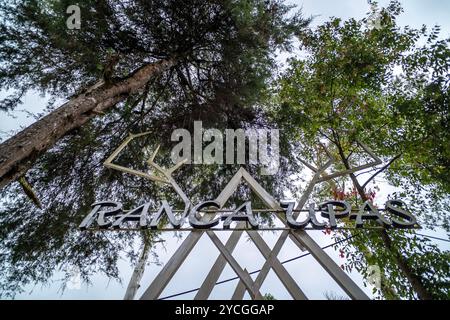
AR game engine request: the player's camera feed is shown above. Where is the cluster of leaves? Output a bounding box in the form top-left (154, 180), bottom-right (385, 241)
top-left (325, 187), bottom-right (449, 299)
top-left (331, 187), bottom-right (377, 202)
top-left (271, 0), bottom-right (449, 299)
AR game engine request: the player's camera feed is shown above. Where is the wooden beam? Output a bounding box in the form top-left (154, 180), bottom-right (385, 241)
top-left (207, 231), bottom-right (263, 300)
top-left (292, 230), bottom-right (369, 300)
top-left (195, 227), bottom-right (243, 300)
top-left (140, 231), bottom-right (202, 300)
top-left (245, 231), bottom-right (308, 300)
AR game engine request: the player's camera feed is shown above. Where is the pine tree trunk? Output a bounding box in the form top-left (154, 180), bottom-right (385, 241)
top-left (336, 144), bottom-right (433, 300)
top-left (0, 57), bottom-right (176, 190)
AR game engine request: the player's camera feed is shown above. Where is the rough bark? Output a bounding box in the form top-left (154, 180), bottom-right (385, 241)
top-left (0, 57), bottom-right (176, 190)
top-left (336, 143), bottom-right (433, 300)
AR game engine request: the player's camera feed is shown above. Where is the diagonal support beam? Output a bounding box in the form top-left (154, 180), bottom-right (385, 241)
top-left (232, 160), bottom-right (333, 298)
top-left (197, 167), bottom-right (307, 300)
top-left (140, 231), bottom-right (202, 300)
top-left (245, 230), bottom-right (308, 300)
top-left (207, 231), bottom-right (263, 300)
top-left (195, 227), bottom-right (243, 299)
top-left (292, 230), bottom-right (369, 299)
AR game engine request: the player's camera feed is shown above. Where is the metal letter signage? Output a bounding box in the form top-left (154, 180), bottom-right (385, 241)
top-left (81, 133), bottom-right (418, 232)
top-left (79, 133), bottom-right (420, 300)
top-left (80, 198), bottom-right (419, 231)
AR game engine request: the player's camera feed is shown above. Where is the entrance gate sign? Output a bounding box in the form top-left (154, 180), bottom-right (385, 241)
top-left (78, 132), bottom-right (419, 300)
top-left (79, 198), bottom-right (418, 231)
top-left (79, 132), bottom-right (418, 232)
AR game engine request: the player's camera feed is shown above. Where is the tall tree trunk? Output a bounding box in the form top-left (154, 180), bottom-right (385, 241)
top-left (124, 233), bottom-right (151, 300)
top-left (0, 57), bottom-right (176, 190)
top-left (336, 144), bottom-right (433, 300)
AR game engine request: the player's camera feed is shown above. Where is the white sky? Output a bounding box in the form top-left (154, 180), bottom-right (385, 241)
top-left (3, 0), bottom-right (450, 300)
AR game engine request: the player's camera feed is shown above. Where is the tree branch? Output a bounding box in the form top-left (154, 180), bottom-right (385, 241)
top-left (0, 57), bottom-right (177, 190)
top-left (361, 154), bottom-right (402, 189)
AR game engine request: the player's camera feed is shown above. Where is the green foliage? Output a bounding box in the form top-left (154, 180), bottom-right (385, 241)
top-left (263, 293), bottom-right (276, 300)
top-left (0, 0), bottom-right (309, 111)
top-left (273, 0), bottom-right (449, 299)
top-left (274, 0), bottom-right (449, 230)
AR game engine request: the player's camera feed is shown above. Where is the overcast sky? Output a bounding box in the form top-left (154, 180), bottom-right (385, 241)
top-left (294, 0), bottom-right (450, 30)
top-left (4, 0), bottom-right (450, 300)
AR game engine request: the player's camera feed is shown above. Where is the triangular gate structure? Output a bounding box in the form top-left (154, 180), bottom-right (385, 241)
top-left (103, 134), bottom-right (380, 300)
top-left (139, 167), bottom-right (370, 300)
